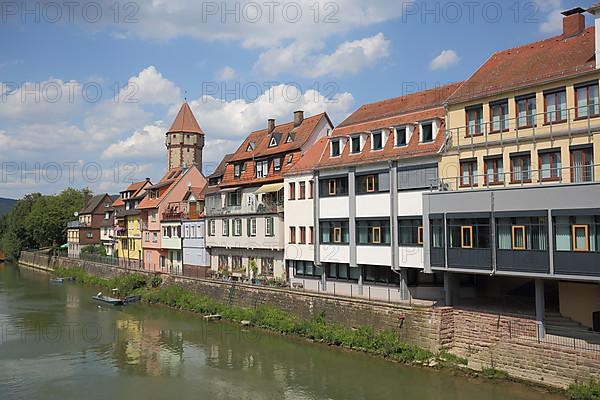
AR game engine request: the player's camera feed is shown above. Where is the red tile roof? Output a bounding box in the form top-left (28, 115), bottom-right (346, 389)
top-left (137, 168), bottom-right (185, 209)
top-left (286, 84), bottom-right (459, 174)
top-left (219, 113), bottom-right (331, 187)
top-left (111, 180), bottom-right (151, 207)
top-left (167, 103), bottom-right (205, 134)
top-left (448, 27), bottom-right (596, 104)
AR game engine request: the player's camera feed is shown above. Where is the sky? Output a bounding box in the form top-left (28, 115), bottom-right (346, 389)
top-left (0, 0), bottom-right (592, 198)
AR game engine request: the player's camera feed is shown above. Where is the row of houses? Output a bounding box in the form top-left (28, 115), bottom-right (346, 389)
top-left (68, 6), bottom-right (600, 334)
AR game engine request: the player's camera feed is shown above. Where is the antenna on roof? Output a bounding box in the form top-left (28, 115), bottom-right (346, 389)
top-left (184, 90), bottom-right (188, 102)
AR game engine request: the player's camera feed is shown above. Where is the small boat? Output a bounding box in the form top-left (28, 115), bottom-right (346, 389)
top-left (123, 295), bottom-right (140, 304)
top-left (92, 292), bottom-right (124, 306)
top-left (49, 277), bottom-right (75, 284)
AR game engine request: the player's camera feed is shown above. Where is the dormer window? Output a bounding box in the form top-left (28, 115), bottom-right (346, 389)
top-left (234, 163), bottom-right (242, 178)
top-left (256, 160), bottom-right (269, 178)
top-left (274, 157), bottom-right (282, 171)
top-left (350, 136), bottom-right (361, 154)
top-left (395, 126), bottom-right (408, 147)
top-left (286, 133), bottom-right (295, 143)
top-left (246, 142), bottom-right (256, 152)
top-left (371, 131), bottom-right (383, 150)
top-left (331, 139), bottom-right (341, 157)
top-left (269, 135), bottom-right (279, 147)
top-left (287, 154), bottom-right (294, 164)
top-left (420, 122), bottom-right (434, 143)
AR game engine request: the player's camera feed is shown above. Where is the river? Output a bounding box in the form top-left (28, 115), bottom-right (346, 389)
top-left (0, 263), bottom-right (564, 400)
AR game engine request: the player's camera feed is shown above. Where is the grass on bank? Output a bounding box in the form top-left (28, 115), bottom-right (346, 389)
top-left (54, 267), bottom-right (442, 365)
top-left (568, 380), bottom-right (600, 400)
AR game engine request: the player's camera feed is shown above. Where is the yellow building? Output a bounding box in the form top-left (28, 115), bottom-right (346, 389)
top-left (423, 8), bottom-right (600, 331)
top-left (113, 179), bottom-right (152, 268)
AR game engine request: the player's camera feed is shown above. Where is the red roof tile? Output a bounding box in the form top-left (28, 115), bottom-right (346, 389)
top-left (111, 180), bottom-right (151, 207)
top-left (137, 168), bottom-right (184, 209)
top-left (167, 103), bottom-right (205, 134)
top-left (448, 27), bottom-right (596, 104)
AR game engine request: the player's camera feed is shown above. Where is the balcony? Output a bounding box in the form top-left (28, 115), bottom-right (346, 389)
top-left (206, 200), bottom-right (284, 217)
top-left (447, 105), bottom-right (600, 153)
top-left (436, 163), bottom-right (599, 192)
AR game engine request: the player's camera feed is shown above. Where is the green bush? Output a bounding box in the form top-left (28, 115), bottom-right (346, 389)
top-left (481, 367), bottom-right (510, 380)
top-left (568, 380), bottom-right (600, 400)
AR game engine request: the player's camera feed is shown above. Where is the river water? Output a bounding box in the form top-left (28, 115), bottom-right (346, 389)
top-left (0, 263), bottom-right (564, 400)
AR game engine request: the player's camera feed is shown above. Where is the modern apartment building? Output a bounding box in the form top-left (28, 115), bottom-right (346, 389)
top-left (205, 111), bottom-right (333, 280)
top-left (285, 84), bottom-right (462, 302)
top-left (423, 7), bottom-right (600, 331)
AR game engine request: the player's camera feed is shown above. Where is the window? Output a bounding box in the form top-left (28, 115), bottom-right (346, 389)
top-left (325, 263), bottom-right (359, 282)
top-left (150, 211), bottom-right (157, 223)
top-left (153, 232), bottom-right (158, 243)
top-left (289, 182), bottom-right (296, 200)
top-left (222, 219), bottom-right (229, 236)
top-left (356, 172), bottom-right (389, 195)
top-left (291, 260), bottom-right (322, 278)
top-left (227, 191), bottom-right (241, 207)
top-left (421, 122), bottom-right (433, 143)
top-left (544, 89), bottom-right (567, 123)
top-left (460, 159), bottom-right (478, 187)
top-left (232, 256), bottom-right (243, 272)
top-left (554, 215), bottom-right (599, 252)
top-left (331, 139), bottom-right (341, 157)
top-left (308, 181), bottom-right (314, 199)
top-left (269, 136), bottom-right (278, 147)
top-left (233, 219), bottom-right (242, 236)
top-left (466, 105), bottom-right (483, 136)
top-left (246, 142), bottom-right (255, 152)
top-left (570, 147), bottom-right (594, 183)
top-left (247, 218), bottom-right (257, 237)
top-left (510, 153), bottom-right (531, 183)
top-left (218, 255), bottom-right (228, 270)
top-left (576, 82), bottom-right (600, 119)
top-left (366, 175), bottom-right (375, 192)
top-left (266, 217), bottom-right (274, 237)
top-left (320, 177), bottom-right (348, 197)
top-left (430, 219), bottom-right (444, 249)
top-left (484, 157), bottom-right (504, 185)
top-left (395, 126), bottom-right (408, 146)
top-left (329, 179), bottom-right (336, 195)
top-left (287, 154), bottom-right (294, 164)
top-left (351, 136), bottom-right (361, 153)
top-left (286, 133), bottom-right (295, 143)
top-left (371, 131), bottom-right (383, 150)
top-left (256, 160), bottom-right (269, 178)
top-left (209, 220), bottom-right (216, 236)
top-left (539, 149), bottom-right (562, 181)
top-left (320, 220), bottom-right (349, 244)
top-left (298, 182), bottom-right (306, 199)
top-left (490, 100), bottom-right (509, 133)
top-left (234, 163), bottom-right (242, 178)
top-left (448, 218), bottom-right (490, 249)
top-left (262, 257), bottom-right (274, 275)
top-left (299, 226), bottom-right (306, 244)
top-left (105, 212), bottom-right (110, 220)
top-left (309, 226), bottom-right (314, 244)
top-left (512, 225), bottom-right (526, 250)
top-left (357, 220), bottom-right (390, 245)
top-left (363, 265), bottom-right (400, 286)
top-left (398, 218), bottom-right (423, 246)
top-left (274, 158), bottom-right (282, 171)
top-left (289, 226), bottom-right (296, 244)
top-left (516, 95), bottom-right (537, 128)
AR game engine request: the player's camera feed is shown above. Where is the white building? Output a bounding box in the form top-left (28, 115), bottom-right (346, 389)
top-left (205, 111), bottom-right (333, 281)
top-left (284, 85), bottom-right (464, 302)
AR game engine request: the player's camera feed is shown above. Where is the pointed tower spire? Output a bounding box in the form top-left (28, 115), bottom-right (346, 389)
top-left (166, 103), bottom-right (205, 173)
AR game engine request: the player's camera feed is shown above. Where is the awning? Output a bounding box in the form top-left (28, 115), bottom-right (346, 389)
top-left (255, 183), bottom-right (284, 194)
top-left (220, 187), bottom-right (240, 193)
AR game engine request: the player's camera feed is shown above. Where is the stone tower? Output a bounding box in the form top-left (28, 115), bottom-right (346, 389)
top-left (166, 103), bottom-right (205, 172)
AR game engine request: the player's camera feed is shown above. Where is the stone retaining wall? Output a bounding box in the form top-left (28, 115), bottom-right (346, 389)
top-left (18, 251), bottom-right (600, 388)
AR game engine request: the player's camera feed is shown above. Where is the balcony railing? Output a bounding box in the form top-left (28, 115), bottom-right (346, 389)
top-left (447, 105), bottom-right (600, 152)
top-left (435, 163), bottom-right (599, 191)
top-left (206, 201), bottom-right (284, 217)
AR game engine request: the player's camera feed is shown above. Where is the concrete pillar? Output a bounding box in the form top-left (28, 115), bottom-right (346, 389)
top-left (535, 279), bottom-right (546, 339)
top-left (349, 168), bottom-right (360, 294)
top-left (444, 272), bottom-right (459, 306)
top-left (399, 268), bottom-right (410, 301)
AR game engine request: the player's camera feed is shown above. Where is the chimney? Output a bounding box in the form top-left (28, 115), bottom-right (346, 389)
top-left (268, 118), bottom-right (276, 133)
top-left (588, 4), bottom-right (600, 69)
top-left (562, 7), bottom-right (586, 38)
top-left (293, 110), bottom-right (304, 127)
top-left (145, 177), bottom-right (151, 183)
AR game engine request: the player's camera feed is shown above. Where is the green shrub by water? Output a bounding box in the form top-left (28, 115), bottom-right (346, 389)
top-left (54, 267), bottom-right (149, 294)
top-left (568, 380), bottom-right (600, 400)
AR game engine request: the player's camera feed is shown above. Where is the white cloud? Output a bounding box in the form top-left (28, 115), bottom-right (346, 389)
top-left (101, 124), bottom-right (166, 160)
top-left (255, 33), bottom-right (390, 78)
top-left (127, 66), bottom-right (181, 105)
top-left (429, 50), bottom-right (461, 71)
top-left (535, 0), bottom-right (564, 34)
top-left (215, 66), bottom-right (237, 80)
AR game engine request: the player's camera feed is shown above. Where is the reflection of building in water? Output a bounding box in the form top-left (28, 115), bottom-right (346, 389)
top-left (111, 319), bottom-right (184, 377)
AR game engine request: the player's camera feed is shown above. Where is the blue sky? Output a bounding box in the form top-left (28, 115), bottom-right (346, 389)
top-left (0, 0), bottom-right (591, 197)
